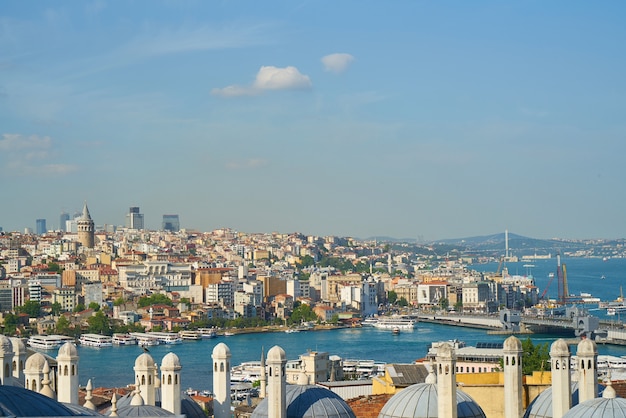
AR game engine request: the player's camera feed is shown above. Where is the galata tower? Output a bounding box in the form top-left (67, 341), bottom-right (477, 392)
top-left (77, 202), bottom-right (95, 248)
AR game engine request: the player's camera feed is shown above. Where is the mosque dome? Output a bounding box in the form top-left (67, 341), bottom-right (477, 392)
top-left (115, 404), bottom-right (174, 417)
top-left (0, 385), bottom-right (95, 416)
top-left (251, 384), bottom-right (356, 418)
top-left (134, 353), bottom-right (155, 369)
top-left (161, 352), bottom-right (181, 369)
top-left (378, 381), bottom-right (486, 418)
top-left (181, 394), bottom-right (207, 418)
top-left (25, 352), bottom-right (47, 371)
top-left (504, 335), bottom-right (523, 351)
top-left (58, 342), bottom-right (79, 359)
top-left (0, 335), bottom-right (13, 355)
top-left (562, 383), bottom-right (626, 418)
top-left (10, 337), bottom-right (26, 354)
top-left (523, 382), bottom-right (605, 418)
top-left (212, 343), bottom-right (231, 358)
top-left (267, 346), bottom-right (286, 362)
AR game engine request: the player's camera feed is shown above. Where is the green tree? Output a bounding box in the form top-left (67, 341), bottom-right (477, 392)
top-left (180, 298), bottom-right (191, 309)
top-left (289, 304), bottom-right (318, 325)
top-left (387, 291), bottom-right (398, 305)
top-left (113, 297), bottom-right (126, 307)
top-left (138, 294), bottom-right (173, 307)
top-left (87, 311), bottom-right (112, 335)
top-left (298, 255), bottom-right (315, 268)
top-left (329, 314), bottom-right (339, 325)
top-left (88, 302), bottom-right (101, 312)
top-left (398, 297), bottom-right (409, 307)
top-left (50, 302), bottom-right (63, 316)
top-left (47, 262), bottom-right (62, 273)
top-left (521, 338), bottom-right (550, 375)
top-left (438, 298), bottom-right (449, 311)
top-left (2, 313), bottom-right (18, 335)
top-left (74, 303), bottom-right (86, 313)
top-left (454, 301), bottom-right (463, 312)
top-left (18, 300), bottom-right (41, 318)
top-left (55, 315), bottom-right (71, 335)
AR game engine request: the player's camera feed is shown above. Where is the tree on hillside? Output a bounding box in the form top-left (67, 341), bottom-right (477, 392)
top-left (17, 300), bottom-right (41, 318)
top-left (138, 294), bottom-right (173, 307)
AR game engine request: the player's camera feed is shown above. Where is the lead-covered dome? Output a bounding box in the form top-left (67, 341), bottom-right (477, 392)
top-left (251, 384), bottom-right (356, 418)
top-left (378, 382), bottom-right (486, 418)
top-left (562, 383), bottom-right (626, 418)
top-left (523, 382), bottom-right (605, 418)
top-left (0, 385), bottom-right (95, 416)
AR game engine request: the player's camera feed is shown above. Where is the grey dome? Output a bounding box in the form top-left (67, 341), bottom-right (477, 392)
top-left (58, 342), bottom-right (79, 359)
top-left (562, 396), bottom-right (626, 418)
top-left (0, 385), bottom-right (96, 416)
top-left (181, 394), bottom-right (206, 418)
top-left (378, 382), bottom-right (486, 418)
top-left (62, 403), bottom-right (103, 416)
top-left (251, 384), bottom-right (356, 418)
top-left (523, 382), bottom-right (605, 418)
top-left (135, 353), bottom-right (155, 369)
top-left (10, 337), bottom-right (26, 354)
top-left (116, 404), bottom-right (174, 417)
top-left (25, 352), bottom-right (47, 371)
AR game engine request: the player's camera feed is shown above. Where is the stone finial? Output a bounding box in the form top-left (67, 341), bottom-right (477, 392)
top-left (110, 392), bottom-right (118, 417)
top-left (84, 379), bottom-right (96, 410)
top-left (40, 361), bottom-right (55, 399)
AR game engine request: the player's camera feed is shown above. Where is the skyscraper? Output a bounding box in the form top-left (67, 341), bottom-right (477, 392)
top-left (162, 214), bottom-right (180, 232)
top-left (126, 207), bottom-right (144, 230)
top-left (35, 219), bottom-right (47, 235)
top-left (60, 212), bottom-right (70, 232)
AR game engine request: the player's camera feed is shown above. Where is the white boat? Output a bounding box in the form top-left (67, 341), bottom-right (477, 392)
top-left (112, 333), bottom-right (138, 345)
top-left (607, 305), bottom-right (626, 316)
top-left (179, 330), bottom-right (202, 340)
top-left (27, 335), bottom-right (75, 350)
top-left (230, 361), bottom-right (265, 383)
top-left (129, 332), bottom-right (160, 347)
top-left (197, 328), bottom-right (217, 338)
top-left (79, 334), bottom-right (113, 347)
top-left (150, 332), bottom-right (183, 344)
top-left (361, 317), bottom-right (379, 327)
top-left (374, 316), bottom-right (417, 330)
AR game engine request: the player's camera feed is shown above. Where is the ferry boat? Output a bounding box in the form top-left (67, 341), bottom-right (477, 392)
top-left (179, 330), bottom-right (202, 340)
top-left (129, 332), bottom-right (160, 347)
top-left (79, 334), bottom-right (113, 347)
top-left (150, 332), bottom-right (183, 344)
top-left (27, 335), bottom-right (75, 350)
top-left (374, 315), bottom-right (418, 330)
top-left (230, 361), bottom-right (265, 383)
top-left (342, 359), bottom-right (385, 379)
top-left (197, 328), bottom-right (217, 338)
top-left (360, 317), bottom-right (379, 327)
top-left (112, 333), bottom-right (138, 345)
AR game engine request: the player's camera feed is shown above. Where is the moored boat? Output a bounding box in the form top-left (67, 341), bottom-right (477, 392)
top-left (112, 333), bottom-right (138, 345)
top-left (79, 334), bottom-right (113, 347)
top-left (374, 315), bottom-right (417, 330)
top-left (179, 330), bottom-right (202, 340)
top-left (28, 335), bottom-right (75, 350)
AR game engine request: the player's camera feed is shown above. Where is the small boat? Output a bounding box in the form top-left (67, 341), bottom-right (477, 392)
top-left (392, 327), bottom-right (400, 335)
top-left (79, 334), bottom-right (113, 347)
top-left (197, 328), bottom-right (217, 339)
top-left (224, 332), bottom-right (235, 337)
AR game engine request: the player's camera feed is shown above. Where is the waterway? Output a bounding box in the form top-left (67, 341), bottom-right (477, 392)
top-left (52, 257), bottom-right (626, 393)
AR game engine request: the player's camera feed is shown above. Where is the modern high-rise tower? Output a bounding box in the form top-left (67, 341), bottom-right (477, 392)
top-left (162, 214), bottom-right (180, 232)
top-left (77, 202), bottom-right (95, 248)
top-left (35, 219), bottom-right (47, 235)
top-left (59, 212), bottom-right (70, 232)
top-left (125, 207), bottom-right (144, 230)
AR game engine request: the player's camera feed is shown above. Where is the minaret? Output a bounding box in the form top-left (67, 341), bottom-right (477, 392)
top-left (577, 338), bottom-right (598, 403)
top-left (0, 336), bottom-right (14, 385)
top-left (134, 353), bottom-right (156, 406)
top-left (259, 348), bottom-right (267, 399)
top-left (10, 337), bottom-right (26, 383)
top-left (161, 353), bottom-right (182, 415)
top-left (503, 336), bottom-right (523, 418)
top-left (550, 339), bottom-right (571, 418)
top-left (267, 345), bottom-right (287, 418)
top-left (57, 342), bottom-right (79, 404)
top-left (436, 342), bottom-right (457, 418)
top-left (77, 201), bottom-right (95, 248)
top-left (212, 343), bottom-right (231, 418)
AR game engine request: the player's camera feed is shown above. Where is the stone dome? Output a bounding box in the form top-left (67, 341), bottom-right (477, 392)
top-left (577, 339), bottom-right (598, 356)
top-left (504, 335), bottom-right (523, 351)
top-left (10, 337), bottom-right (26, 354)
top-left (562, 384), bottom-right (626, 418)
top-left (115, 404), bottom-right (174, 417)
top-left (523, 382), bottom-right (605, 418)
top-left (161, 352), bottom-right (181, 369)
top-left (550, 339), bottom-right (570, 356)
top-left (134, 353), bottom-right (155, 369)
top-left (212, 343), bottom-right (231, 358)
top-left (25, 352), bottom-right (47, 371)
top-left (0, 336), bottom-right (13, 355)
top-left (251, 384), bottom-right (356, 418)
top-left (378, 382), bottom-right (486, 418)
top-left (0, 385), bottom-right (94, 416)
top-left (58, 342), bottom-right (79, 359)
top-left (267, 345), bottom-right (286, 362)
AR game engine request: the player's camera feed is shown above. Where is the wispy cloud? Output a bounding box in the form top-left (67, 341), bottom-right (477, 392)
top-left (0, 133), bottom-right (78, 176)
top-left (225, 158), bottom-right (268, 170)
top-left (212, 66), bottom-right (312, 97)
top-left (321, 53), bottom-right (354, 74)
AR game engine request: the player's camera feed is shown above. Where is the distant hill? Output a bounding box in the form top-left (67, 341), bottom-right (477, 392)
top-left (432, 232), bottom-right (584, 255)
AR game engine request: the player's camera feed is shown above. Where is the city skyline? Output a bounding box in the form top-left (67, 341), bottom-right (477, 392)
top-left (2, 2), bottom-right (626, 240)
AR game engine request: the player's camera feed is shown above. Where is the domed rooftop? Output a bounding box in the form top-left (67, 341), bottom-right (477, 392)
top-left (504, 335), bottom-right (523, 351)
top-left (550, 339), bottom-right (570, 356)
top-left (251, 384), bottom-right (356, 418)
top-left (10, 337), bottom-right (26, 354)
top-left (58, 342), bottom-right (79, 359)
top-left (0, 336), bottom-right (13, 355)
top-left (562, 383), bottom-right (626, 418)
top-left (0, 385), bottom-right (96, 416)
top-left (577, 339), bottom-right (598, 356)
top-left (115, 404), bottom-right (174, 417)
top-left (523, 382), bottom-right (605, 418)
top-left (134, 353), bottom-right (155, 368)
top-left (378, 381), bottom-right (486, 418)
top-left (181, 393), bottom-right (207, 418)
top-left (267, 346), bottom-right (286, 362)
top-left (161, 352), bottom-right (181, 369)
top-left (212, 343), bottom-right (231, 358)
top-left (25, 352), bottom-right (47, 371)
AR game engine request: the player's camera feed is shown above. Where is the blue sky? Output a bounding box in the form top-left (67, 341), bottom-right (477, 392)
top-left (1, 1), bottom-right (625, 240)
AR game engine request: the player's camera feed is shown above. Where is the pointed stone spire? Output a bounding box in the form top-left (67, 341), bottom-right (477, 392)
top-left (603, 370), bottom-right (617, 399)
top-left (84, 379), bottom-right (96, 410)
top-left (259, 347), bottom-right (267, 399)
top-left (81, 201), bottom-right (92, 220)
top-left (110, 392), bottom-right (118, 417)
top-left (40, 361), bottom-right (55, 399)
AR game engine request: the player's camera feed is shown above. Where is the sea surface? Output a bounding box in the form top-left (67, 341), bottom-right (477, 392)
top-left (50, 257), bottom-right (626, 393)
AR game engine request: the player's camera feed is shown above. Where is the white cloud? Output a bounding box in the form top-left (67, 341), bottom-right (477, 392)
top-left (0, 133), bottom-right (77, 176)
top-left (212, 65), bottom-right (312, 97)
top-left (321, 53), bottom-right (354, 73)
